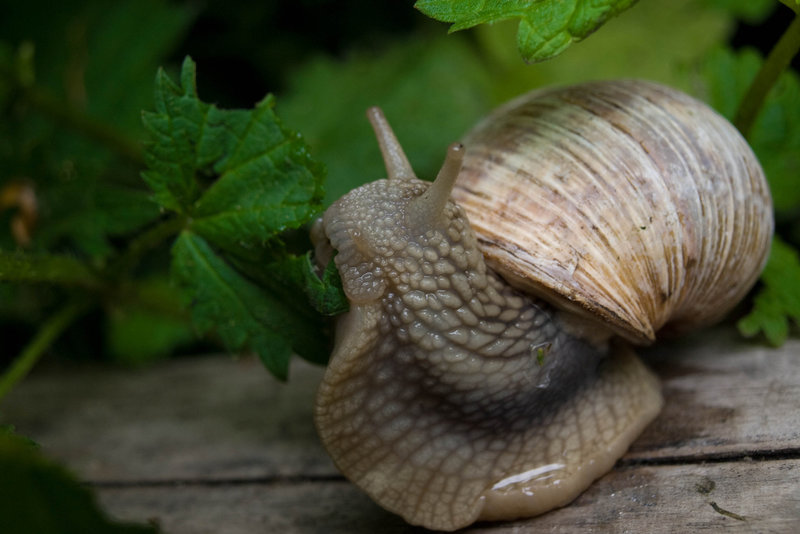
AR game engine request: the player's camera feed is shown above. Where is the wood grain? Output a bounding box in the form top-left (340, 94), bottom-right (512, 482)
top-left (3, 326), bottom-right (799, 532)
top-left (93, 459), bottom-right (800, 534)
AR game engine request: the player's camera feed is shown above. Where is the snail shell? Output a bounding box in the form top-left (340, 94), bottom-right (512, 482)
top-left (453, 79), bottom-right (773, 343)
top-left (312, 80), bottom-right (772, 531)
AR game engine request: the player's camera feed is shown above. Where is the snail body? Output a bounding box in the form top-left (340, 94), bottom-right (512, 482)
top-left (312, 80), bottom-right (772, 531)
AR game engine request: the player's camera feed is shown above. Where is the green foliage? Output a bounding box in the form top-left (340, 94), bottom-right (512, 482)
top-left (415, 0), bottom-right (638, 63)
top-left (473, 0), bottom-right (733, 102)
top-left (282, 0), bottom-right (736, 203)
top-left (0, 0), bottom-right (197, 381)
top-left (280, 35), bottom-right (492, 205)
top-left (143, 57), bottom-right (331, 379)
top-left (296, 254), bottom-right (350, 317)
top-left (738, 237), bottom-right (800, 345)
top-left (697, 47), bottom-right (800, 215)
top-left (143, 57), bottom-right (324, 243)
top-left (0, 250), bottom-right (96, 286)
top-left (1, 0), bottom-right (797, 387)
top-left (171, 232), bottom-right (328, 379)
top-left (106, 278), bottom-right (194, 366)
top-left (0, 0), bottom-right (193, 258)
top-left (0, 429), bottom-right (159, 534)
top-left (1, 1), bottom-right (798, 530)
top-left (694, 45), bottom-right (800, 341)
top-left (701, 0), bottom-right (776, 22)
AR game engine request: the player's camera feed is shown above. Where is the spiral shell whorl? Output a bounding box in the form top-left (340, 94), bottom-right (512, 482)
top-left (453, 79), bottom-right (773, 343)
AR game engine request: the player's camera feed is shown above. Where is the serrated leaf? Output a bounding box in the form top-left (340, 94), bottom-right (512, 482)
top-left (190, 99), bottom-right (325, 253)
top-left (696, 47), bottom-right (800, 215)
top-left (143, 57), bottom-right (325, 252)
top-left (737, 237), bottom-right (800, 345)
top-left (291, 253), bottom-right (349, 316)
top-left (171, 231), bottom-right (328, 380)
top-left (141, 59), bottom-right (205, 212)
top-left (471, 0), bottom-right (732, 103)
top-left (415, 0), bottom-right (637, 63)
top-left (142, 57), bottom-right (335, 376)
top-left (0, 431), bottom-right (159, 534)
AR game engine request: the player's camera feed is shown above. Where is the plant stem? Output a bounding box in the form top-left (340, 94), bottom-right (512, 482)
top-left (109, 215), bottom-right (187, 277)
top-left (734, 13), bottom-right (800, 136)
top-left (0, 250), bottom-right (99, 287)
top-left (24, 87), bottom-right (145, 166)
top-left (0, 298), bottom-right (91, 402)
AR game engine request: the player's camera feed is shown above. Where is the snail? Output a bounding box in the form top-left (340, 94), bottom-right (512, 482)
top-left (311, 79), bottom-right (773, 531)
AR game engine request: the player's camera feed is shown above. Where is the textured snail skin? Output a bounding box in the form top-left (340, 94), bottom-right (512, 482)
top-left (314, 142), bottom-right (663, 530)
top-left (313, 80), bottom-right (772, 530)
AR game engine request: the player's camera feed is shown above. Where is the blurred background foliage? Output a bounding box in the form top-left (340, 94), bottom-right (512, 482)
top-left (0, 0), bottom-right (798, 369)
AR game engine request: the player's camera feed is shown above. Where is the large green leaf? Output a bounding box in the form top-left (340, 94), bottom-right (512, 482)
top-left (415, 0), bottom-right (638, 63)
top-left (141, 57), bottom-right (337, 377)
top-left (171, 231), bottom-right (328, 380)
top-left (280, 35), bottom-right (493, 205)
top-left (142, 57), bottom-right (325, 237)
top-left (472, 0), bottom-right (733, 102)
top-left (0, 429), bottom-right (158, 534)
top-left (0, 0), bottom-right (193, 259)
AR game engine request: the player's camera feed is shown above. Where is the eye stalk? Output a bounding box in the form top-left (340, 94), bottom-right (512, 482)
top-left (406, 142), bottom-right (464, 231)
top-left (367, 107), bottom-right (416, 181)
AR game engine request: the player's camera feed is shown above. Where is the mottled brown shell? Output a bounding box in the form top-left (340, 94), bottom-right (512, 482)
top-left (453, 79), bottom-right (773, 344)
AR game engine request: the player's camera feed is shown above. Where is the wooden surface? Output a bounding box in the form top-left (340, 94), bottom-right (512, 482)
top-left (3, 326), bottom-right (799, 533)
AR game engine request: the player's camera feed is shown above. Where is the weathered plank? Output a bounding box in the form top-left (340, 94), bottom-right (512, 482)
top-left (3, 327), bottom-right (798, 482)
top-left (2, 355), bottom-right (331, 482)
top-left (3, 325), bottom-right (800, 532)
top-left (94, 459), bottom-right (800, 533)
top-left (630, 328), bottom-right (800, 461)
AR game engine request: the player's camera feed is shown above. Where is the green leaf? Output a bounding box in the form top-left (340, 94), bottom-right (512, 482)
top-left (415, 0), bottom-right (638, 63)
top-left (696, 47), bottom-right (800, 215)
top-left (0, 425), bottom-right (38, 449)
top-left (293, 253), bottom-right (349, 317)
top-left (141, 58), bottom-right (206, 212)
top-left (142, 57), bottom-right (335, 377)
top-left (190, 98), bottom-right (325, 254)
top-left (107, 306), bottom-right (194, 366)
top-left (34, 180), bottom-right (162, 258)
top-left (143, 57), bottom-right (325, 246)
top-left (738, 237), bottom-right (800, 345)
top-left (700, 0), bottom-right (775, 22)
top-left (0, 0), bottom-right (194, 136)
top-left (471, 0), bottom-right (732, 102)
top-left (106, 278), bottom-right (194, 366)
top-left (0, 431), bottom-right (159, 534)
top-left (280, 35), bottom-right (492, 205)
top-left (171, 231), bottom-right (328, 380)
